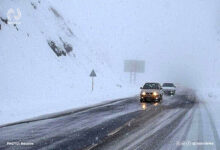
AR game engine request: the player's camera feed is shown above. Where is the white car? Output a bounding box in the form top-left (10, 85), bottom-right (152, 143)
top-left (162, 83), bottom-right (176, 95)
top-left (140, 82), bottom-right (163, 103)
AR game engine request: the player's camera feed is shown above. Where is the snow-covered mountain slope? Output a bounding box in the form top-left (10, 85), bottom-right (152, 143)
top-left (0, 0), bottom-right (138, 125)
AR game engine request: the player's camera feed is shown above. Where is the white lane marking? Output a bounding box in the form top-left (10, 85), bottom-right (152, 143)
top-left (108, 126), bottom-right (123, 136)
top-left (84, 143), bottom-right (98, 150)
top-left (108, 119), bottom-right (135, 136)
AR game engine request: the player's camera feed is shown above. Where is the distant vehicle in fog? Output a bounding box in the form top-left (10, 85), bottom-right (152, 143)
top-left (140, 82), bottom-right (163, 103)
top-left (162, 83), bottom-right (176, 95)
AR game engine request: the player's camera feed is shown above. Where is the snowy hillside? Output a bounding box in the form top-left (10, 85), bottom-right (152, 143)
top-left (0, 0), bottom-right (138, 125)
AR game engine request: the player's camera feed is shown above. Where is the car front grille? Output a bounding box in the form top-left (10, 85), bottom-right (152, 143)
top-left (146, 92), bottom-right (153, 96)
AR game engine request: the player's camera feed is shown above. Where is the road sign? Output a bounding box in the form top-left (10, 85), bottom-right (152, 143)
top-left (90, 70), bottom-right (96, 77)
top-left (124, 60), bottom-right (145, 84)
top-left (124, 60), bottom-right (145, 73)
top-left (90, 69), bottom-right (96, 91)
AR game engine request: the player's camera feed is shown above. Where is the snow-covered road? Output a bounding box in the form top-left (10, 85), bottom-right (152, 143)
top-left (0, 88), bottom-right (219, 150)
top-left (161, 99), bottom-right (220, 150)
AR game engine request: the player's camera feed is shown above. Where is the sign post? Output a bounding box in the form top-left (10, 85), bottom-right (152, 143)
top-left (90, 69), bottom-right (96, 91)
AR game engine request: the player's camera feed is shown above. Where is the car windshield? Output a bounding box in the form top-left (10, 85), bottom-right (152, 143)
top-left (163, 83), bottom-right (175, 87)
top-left (143, 83), bottom-right (160, 89)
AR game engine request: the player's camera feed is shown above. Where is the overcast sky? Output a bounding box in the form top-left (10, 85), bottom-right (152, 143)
top-left (54, 0), bottom-right (220, 88)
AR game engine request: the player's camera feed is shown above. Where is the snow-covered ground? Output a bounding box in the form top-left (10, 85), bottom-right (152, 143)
top-left (0, 0), bottom-right (140, 125)
top-left (197, 88), bottom-right (220, 136)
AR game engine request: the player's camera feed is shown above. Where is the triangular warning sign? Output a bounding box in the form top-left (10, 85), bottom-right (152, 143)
top-left (90, 69), bottom-right (96, 77)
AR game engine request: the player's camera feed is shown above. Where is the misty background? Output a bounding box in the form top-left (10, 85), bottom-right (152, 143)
top-left (56, 0), bottom-right (220, 88)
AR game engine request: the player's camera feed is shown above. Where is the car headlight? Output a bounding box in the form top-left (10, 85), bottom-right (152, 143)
top-left (141, 92), bottom-right (146, 96)
top-left (153, 92), bottom-right (158, 96)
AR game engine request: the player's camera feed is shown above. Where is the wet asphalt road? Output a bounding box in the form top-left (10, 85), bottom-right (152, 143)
top-left (0, 88), bottom-right (196, 150)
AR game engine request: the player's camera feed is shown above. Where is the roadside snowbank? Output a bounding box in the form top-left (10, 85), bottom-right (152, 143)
top-left (196, 88), bottom-right (220, 135)
top-left (0, 86), bottom-right (138, 126)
